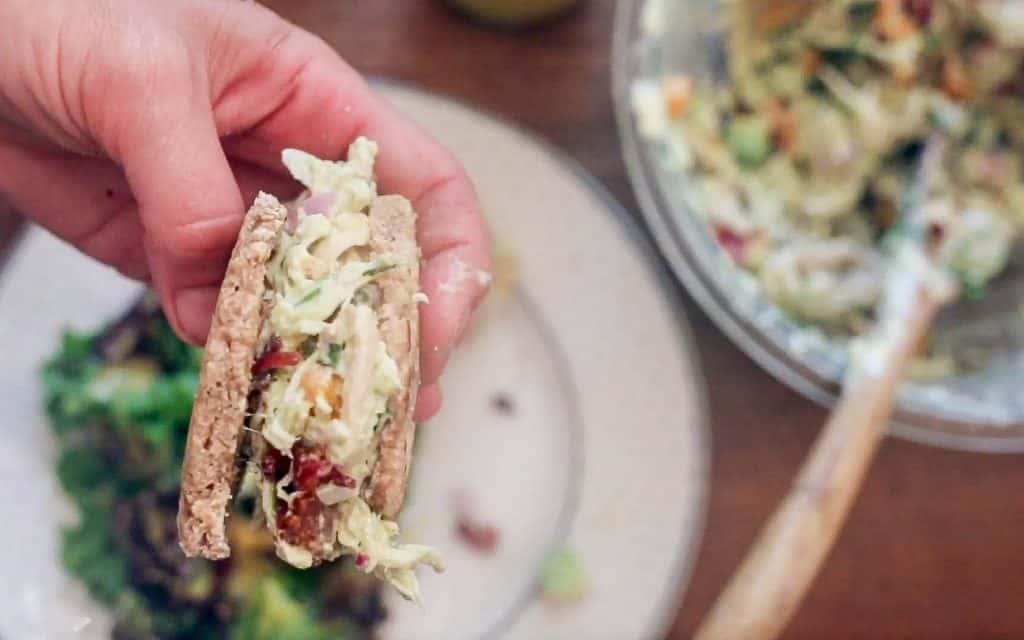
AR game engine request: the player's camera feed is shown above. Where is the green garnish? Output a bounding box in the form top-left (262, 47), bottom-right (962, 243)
top-left (726, 115), bottom-right (772, 168)
top-left (352, 285), bottom-right (378, 307)
top-left (298, 287), bottom-right (322, 304)
top-left (326, 343), bottom-right (344, 367)
top-left (819, 46), bottom-right (859, 72)
top-left (847, 2), bottom-right (875, 29)
top-left (962, 282), bottom-right (985, 301)
top-left (364, 263), bottom-right (396, 277)
top-left (954, 271), bottom-right (987, 301)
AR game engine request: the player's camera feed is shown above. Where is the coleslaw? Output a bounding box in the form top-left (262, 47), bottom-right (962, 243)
top-left (633, 0), bottom-right (1024, 338)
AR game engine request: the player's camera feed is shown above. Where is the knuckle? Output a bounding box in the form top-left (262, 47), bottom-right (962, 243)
top-left (159, 222), bottom-right (218, 258)
top-left (80, 22), bottom-right (195, 150)
top-left (110, 247), bottom-right (150, 282)
top-left (157, 214), bottom-right (239, 259)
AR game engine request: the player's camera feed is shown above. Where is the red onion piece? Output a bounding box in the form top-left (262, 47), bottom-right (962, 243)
top-left (302, 192), bottom-right (337, 215)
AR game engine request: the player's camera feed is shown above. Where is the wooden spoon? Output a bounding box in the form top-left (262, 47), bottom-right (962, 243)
top-left (694, 139), bottom-right (955, 640)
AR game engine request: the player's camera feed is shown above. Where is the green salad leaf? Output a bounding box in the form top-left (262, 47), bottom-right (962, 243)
top-left (231, 576), bottom-right (352, 640)
top-left (43, 298), bottom-right (385, 639)
top-left (61, 492), bottom-right (128, 605)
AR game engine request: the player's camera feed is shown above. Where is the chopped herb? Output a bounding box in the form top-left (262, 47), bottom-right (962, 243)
top-left (327, 343), bottom-right (344, 367)
top-left (819, 47), bottom-right (859, 72)
top-left (726, 115), bottom-right (772, 168)
top-left (298, 287), bottom-right (321, 304)
top-left (364, 263), bottom-right (396, 277)
top-left (963, 282), bottom-right (985, 301)
top-left (353, 284), bottom-right (381, 308)
top-left (847, 1), bottom-right (875, 26)
top-left (963, 24), bottom-right (990, 48)
top-left (806, 75), bottom-right (829, 97)
top-left (953, 270), bottom-right (987, 301)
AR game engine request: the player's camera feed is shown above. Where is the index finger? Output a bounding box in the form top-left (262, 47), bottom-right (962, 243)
top-left (221, 32), bottom-right (491, 387)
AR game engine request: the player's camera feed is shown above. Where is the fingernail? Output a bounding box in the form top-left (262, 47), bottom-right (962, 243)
top-left (175, 286), bottom-right (219, 345)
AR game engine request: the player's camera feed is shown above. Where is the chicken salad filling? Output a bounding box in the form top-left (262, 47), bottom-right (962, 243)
top-left (247, 139), bottom-right (441, 602)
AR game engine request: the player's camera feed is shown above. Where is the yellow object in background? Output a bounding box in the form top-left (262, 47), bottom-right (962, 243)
top-left (446, 0), bottom-right (583, 27)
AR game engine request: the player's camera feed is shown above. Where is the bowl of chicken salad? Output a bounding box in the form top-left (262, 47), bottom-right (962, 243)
top-left (614, 0), bottom-right (1024, 451)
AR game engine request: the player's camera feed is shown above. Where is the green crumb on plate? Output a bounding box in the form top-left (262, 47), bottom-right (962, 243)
top-left (540, 548), bottom-right (588, 603)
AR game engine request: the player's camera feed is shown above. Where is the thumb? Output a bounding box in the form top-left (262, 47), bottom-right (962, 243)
top-left (115, 96), bottom-right (244, 345)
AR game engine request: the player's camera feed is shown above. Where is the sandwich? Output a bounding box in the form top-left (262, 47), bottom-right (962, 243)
top-left (177, 137), bottom-right (442, 602)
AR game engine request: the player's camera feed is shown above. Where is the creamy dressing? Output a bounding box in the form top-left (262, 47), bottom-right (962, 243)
top-left (849, 243), bottom-right (957, 377)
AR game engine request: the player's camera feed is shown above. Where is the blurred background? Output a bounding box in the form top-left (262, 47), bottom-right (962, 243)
top-left (3, 1), bottom-right (1024, 639)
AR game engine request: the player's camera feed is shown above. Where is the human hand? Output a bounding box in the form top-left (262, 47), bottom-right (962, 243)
top-left (0, 0), bottom-right (490, 420)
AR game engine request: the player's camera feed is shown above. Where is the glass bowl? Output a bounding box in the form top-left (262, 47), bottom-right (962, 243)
top-left (612, 0), bottom-right (1024, 452)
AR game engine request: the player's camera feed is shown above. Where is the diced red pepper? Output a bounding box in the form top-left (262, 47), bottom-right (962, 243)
top-left (355, 553), bottom-right (369, 568)
top-left (276, 491), bottom-right (325, 543)
top-left (261, 447), bottom-right (289, 481)
top-left (903, 0), bottom-right (932, 25)
top-left (261, 453), bottom-right (277, 478)
top-left (327, 468), bottom-right (357, 489)
top-left (713, 225), bottom-right (748, 263)
top-left (273, 443), bottom-right (358, 553)
top-left (292, 444), bottom-right (357, 493)
top-left (293, 446), bottom-right (333, 493)
top-left (252, 350), bottom-right (302, 374)
top-left (277, 510), bottom-right (301, 533)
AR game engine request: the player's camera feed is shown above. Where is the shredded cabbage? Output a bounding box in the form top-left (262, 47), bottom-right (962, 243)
top-left (336, 498), bottom-right (444, 602)
top-left (633, 0), bottom-right (1024, 338)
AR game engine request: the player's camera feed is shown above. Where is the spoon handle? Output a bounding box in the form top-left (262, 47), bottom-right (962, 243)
top-left (694, 286), bottom-right (939, 640)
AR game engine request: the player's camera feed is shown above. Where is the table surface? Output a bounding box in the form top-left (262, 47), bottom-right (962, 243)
top-left (4, 2), bottom-right (1024, 638)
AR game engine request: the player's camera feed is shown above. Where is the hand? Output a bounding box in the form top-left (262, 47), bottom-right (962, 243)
top-left (0, 0), bottom-right (490, 420)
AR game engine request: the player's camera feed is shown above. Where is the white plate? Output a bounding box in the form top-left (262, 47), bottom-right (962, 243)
top-left (0, 83), bottom-right (708, 640)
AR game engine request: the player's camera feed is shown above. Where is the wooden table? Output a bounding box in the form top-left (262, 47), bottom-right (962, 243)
top-left (4, 1), bottom-right (1024, 637)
